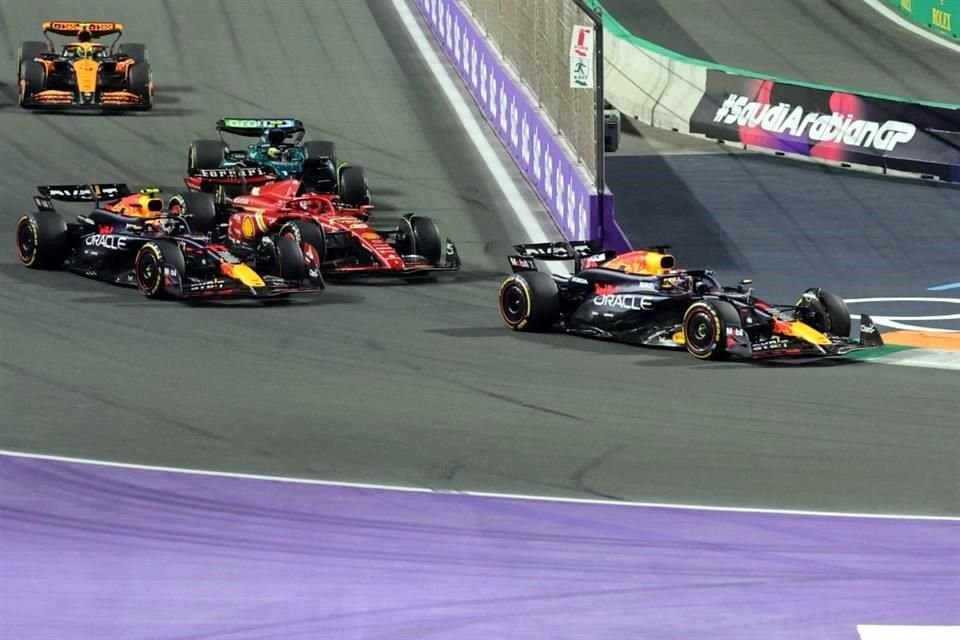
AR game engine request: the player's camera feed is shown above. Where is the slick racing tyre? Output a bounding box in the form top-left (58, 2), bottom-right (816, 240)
top-left (117, 43), bottom-right (148, 64)
top-left (499, 271), bottom-right (560, 331)
top-left (127, 63), bottom-right (153, 110)
top-left (397, 215), bottom-right (442, 264)
top-left (168, 191), bottom-right (218, 233)
top-left (338, 165), bottom-right (369, 206)
top-left (279, 220), bottom-right (325, 266)
top-left (264, 234), bottom-right (307, 282)
top-left (136, 240), bottom-right (185, 299)
top-left (18, 60), bottom-right (44, 108)
top-left (188, 140), bottom-right (228, 174)
top-left (18, 41), bottom-right (46, 79)
top-left (303, 140), bottom-right (337, 165)
top-left (16, 211), bottom-right (67, 269)
top-left (682, 300), bottom-right (739, 360)
top-left (797, 287), bottom-right (851, 338)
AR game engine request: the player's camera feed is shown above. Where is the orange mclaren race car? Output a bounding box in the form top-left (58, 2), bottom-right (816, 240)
top-left (17, 21), bottom-right (152, 110)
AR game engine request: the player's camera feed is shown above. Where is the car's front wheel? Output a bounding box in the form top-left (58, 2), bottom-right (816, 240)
top-left (683, 300), bottom-right (729, 360)
top-left (136, 240), bottom-right (185, 299)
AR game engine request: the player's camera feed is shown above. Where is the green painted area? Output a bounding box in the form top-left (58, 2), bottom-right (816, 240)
top-left (588, 0), bottom-right (960, 110)
top-left (883, 0), bottom-right (960, 39)
top-left (845, 344), bottom-right (916, 361)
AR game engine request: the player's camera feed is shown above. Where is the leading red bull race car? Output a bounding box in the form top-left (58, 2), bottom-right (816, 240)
top-left (498, 241), bottom-right (883, 361)
top-left (204, 170), bottom-right (460, 277)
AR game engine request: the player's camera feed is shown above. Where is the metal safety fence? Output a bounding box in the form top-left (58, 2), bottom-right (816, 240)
top-left (462, 0), bottom-right (598, 178)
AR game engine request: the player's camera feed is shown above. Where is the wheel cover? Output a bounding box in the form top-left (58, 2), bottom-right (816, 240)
top-left (16, 220), bottom-right (37, 265)
top-left (685, 310), bottom-right (717, 354)
top-left (501, 284), bottom-right (528, 325)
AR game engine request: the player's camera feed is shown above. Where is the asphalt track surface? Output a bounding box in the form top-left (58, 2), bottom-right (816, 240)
top-left (600, 0), bottom-right (960, 103)
top-left (0, 0), bottom-right (958, 518)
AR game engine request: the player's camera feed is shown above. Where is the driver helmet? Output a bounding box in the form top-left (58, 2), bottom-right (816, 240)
top-left (265, 128), bottom-right (286, 159)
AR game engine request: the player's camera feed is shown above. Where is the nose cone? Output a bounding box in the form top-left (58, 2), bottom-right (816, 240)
top-left (73, 59), bottom-right (99, 93)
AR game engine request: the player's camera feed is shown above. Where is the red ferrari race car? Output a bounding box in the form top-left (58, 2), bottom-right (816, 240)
top-left (204, 176), bottom-right (460, 277)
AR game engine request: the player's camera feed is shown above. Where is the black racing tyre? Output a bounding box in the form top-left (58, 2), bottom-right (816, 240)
top-left (265, 233), bottom-right (306, 282)
top-left (498, 271), bottom-right (560, 332)
top-left (127, 63), bottom-right (152, 108)
top-left (682, 300), bottom-right (735, 360)
top-left (338, 165), bottom-right (369, 206)
top-left (135, 240), bottom-right (185, 299)
top-left (798, 287), bottom-right (851, 338)
top-left (118, 43), bottom-right (148, 64)
top-left (188, 140), bottom-right (227, 173)
top-left (16, 211), bottom-right (67, 269)
top-left (168, 191), bottom-right (218, 233)
top-left (280, 219), bottom-right (325, 266)
top-left (18, 41), bottom-right (47, 75)
top-left (303, 140), bottom-right (337, 164)
top-left (19, 61), bottom-right (45, 107)
top-left (397, 215), bottom-right (442, 264)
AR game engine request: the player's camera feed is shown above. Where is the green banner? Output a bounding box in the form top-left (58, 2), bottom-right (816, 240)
top-left (884, 0), bottom-right (959, 38)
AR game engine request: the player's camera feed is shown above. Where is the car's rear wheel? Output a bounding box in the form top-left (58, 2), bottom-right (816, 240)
top-left (168, 191), bottom-right (218, 233)
top-left (188, 140), bottom-right (227, 174)
top-left (16, 211), bottom-right (67, 269)
top-left (303, 140), bottom-right (337, 165)
top-left (118, 43), bottom-right (148, 64)
top-left (136, 240), bottom-right (185, 299)
top-left (338, 165), bottom-right (369, 206)
top-left (498, 271), bottom-right (560, 331)
top-left (127, 63), bottom-right (152, 109)
top-left (18, 61), bottom-right (44, 107)
top-left (18, 41), bottom-right (47, 77)
top-left (683, 300), bottom-right (730, 360)
top-left (797, 287), bottom-right (851, 338)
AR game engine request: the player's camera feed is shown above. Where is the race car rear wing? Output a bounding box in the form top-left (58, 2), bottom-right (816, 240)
top-left (508, 241), bottom-right (614, 273)
top-left (216, 118), bottom-right (305, 136)
top-left (42, 21), bottom-right (123, 37)
top-left (37, 184), bottom-right (131, 208)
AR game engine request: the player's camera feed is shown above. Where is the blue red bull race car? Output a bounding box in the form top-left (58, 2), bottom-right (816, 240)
top-left (15, 183), bottom-right (321, 300)
top-left (498, 241), bottom-right (883, 361)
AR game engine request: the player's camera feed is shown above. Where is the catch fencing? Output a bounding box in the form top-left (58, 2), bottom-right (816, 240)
top-left (461, 0), bottom-right (598, 178)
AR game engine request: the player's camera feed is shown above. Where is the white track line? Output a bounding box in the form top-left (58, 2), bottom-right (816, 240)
top-left (391, 0), bottom-right (568, 275)
top-left (392, 0), bottom-right (556, 246)
top-left (862, 0), bottom-right (960, 54)
top-left (3, 448), bottom-right (958, 521)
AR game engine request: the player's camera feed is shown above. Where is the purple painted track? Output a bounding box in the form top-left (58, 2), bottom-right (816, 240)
top-left (1, 455), bottom-right (958, 640)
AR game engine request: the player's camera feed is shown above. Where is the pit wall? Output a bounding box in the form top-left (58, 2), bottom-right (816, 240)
top-left (591, 0), bottom-right (960, 183)
top-left (415, 0), bottom-right (628, 251)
